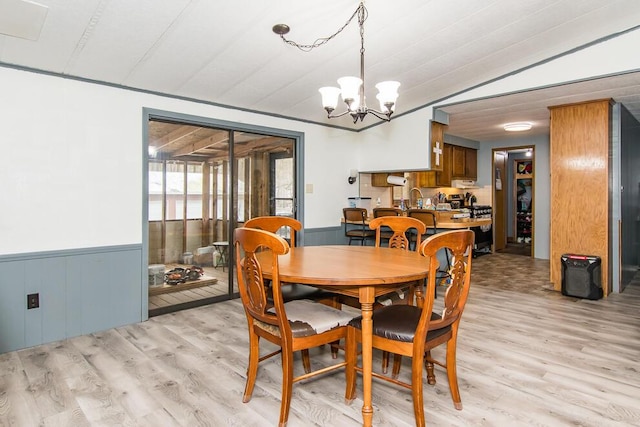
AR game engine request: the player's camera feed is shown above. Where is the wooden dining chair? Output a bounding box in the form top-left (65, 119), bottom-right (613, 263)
top-left (338, 215), bottom-right (427, 310)
top-left (343, 207), bottom-right (375, 245)
top-left (338, 215), bottom-right (427, 372)
top-left (372, 207), bottom-right (402, 242)
top-left (407, 209), bottom-right (438, 247)
top-left (244, 216), bottom-right (340, 372)
top-left (245, 216), bottom-right (301, 246)
top-left (344, 230), bottom-right (475, 427)
top-left (408, 209), bottom-right (452, 287)
top-left (235, 227), bottom-right (353, 427)
top-left (245, 216), bottom-right (336, 305)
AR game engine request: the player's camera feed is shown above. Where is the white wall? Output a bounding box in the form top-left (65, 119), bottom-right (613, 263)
top-left (0, 67), bottom-right (358, 255)
top-left (356, 107), bottom-right (434, 172)
top-left (3, 26), bottom-right (640, 257)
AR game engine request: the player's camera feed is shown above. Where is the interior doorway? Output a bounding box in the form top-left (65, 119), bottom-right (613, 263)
top-left (145, 117), bottom-right (298, 316)
top-left (492, 146), bottom-right (535, 257)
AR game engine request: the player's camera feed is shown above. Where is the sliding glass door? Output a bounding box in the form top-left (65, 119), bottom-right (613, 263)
top-left (146, 118), bottom-right (296, 316)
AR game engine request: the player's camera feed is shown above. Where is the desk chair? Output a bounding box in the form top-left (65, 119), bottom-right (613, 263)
top-left (345, 230), bottom-right (474, 427)
top-left (235, 227), bottom-right (353, 427)
top-left (343, 207), bottom-right (375, 245)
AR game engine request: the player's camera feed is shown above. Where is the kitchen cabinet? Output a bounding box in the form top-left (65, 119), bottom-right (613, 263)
top-left (371, 172), bottom-right (404, 187)
top-left (436, 143), bottom-right (452, 186)
top-left (430, 122), bottom-right (447, 171)
top-left (451, 146), bottom-right (477, 180)
top-left (412, 144), bottom-right (452, 188)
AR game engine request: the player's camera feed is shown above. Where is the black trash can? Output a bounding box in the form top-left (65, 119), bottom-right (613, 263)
top-left (561, 254), bottom-right (603, 300)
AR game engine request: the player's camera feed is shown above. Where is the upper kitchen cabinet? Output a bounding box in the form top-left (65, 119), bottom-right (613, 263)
top-left (371, 172), bottom-right (404, 187)
top-left (413, 143), bottom-right (452, 187)
top-left (436, 143), bottom-right (452, 186)
top-left (430, 122), bottom-right (447, 172)
top-left (451, 146), bottom-right (477, 180)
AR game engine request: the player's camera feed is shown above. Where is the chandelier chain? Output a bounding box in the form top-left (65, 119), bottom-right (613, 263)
top-left (278, 3), bottom-right (367, 52)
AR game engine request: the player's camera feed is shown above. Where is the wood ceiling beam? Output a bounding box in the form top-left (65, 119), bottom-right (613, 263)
top-left (152, 125), bottom-right (204, 150)
top-left (170, 132), bottom-right (229, 157)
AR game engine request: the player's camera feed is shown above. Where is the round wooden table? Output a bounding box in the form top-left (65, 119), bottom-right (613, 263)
top-left (257, 245), bottom-right (429, 427)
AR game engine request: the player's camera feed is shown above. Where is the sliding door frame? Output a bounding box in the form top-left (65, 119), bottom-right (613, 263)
top-left (141, 108), bottom-right (305, 318)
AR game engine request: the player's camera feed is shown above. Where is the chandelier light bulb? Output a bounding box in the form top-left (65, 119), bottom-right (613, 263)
top-left (376, 93), bottom-right (395, 113)
top-left (319, 87), bottom-right (341, 110)
top-left (337, 76), bottom-right (362, 104)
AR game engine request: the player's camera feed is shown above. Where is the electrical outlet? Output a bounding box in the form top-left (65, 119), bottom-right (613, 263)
top-left (27, 293), bottom-right (39, 309)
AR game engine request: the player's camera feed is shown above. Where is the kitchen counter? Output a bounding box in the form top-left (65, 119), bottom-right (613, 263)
top-left (343, 211), bottom-right (492, 229)
top-left (437, 217), bottom-right (492, 229)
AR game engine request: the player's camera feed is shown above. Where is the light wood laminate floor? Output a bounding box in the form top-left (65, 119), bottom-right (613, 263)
top-left (1, 253), bottom-right (639, 426)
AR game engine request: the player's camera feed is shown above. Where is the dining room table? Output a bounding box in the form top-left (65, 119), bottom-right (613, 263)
top-left (256, 244), bottom-right (430, 426)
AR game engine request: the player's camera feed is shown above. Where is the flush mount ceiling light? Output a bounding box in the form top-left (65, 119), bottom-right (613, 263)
top-left (272, 2), bottom-right (399, 124)
top-left (503, 122), bottom-right (533, 132)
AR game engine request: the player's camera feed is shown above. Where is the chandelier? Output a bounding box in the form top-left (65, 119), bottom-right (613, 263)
top-left (272, 2), bottom-right (400, 123)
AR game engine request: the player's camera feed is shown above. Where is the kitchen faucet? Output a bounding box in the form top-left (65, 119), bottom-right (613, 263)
top-left (409, 187), bottom-right (424, 208)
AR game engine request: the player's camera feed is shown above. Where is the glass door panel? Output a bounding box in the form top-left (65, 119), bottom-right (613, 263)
top-left (147, 121), bottom-right (297, 316)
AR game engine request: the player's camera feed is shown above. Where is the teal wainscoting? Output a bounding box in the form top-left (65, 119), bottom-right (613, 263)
top-left (302, 226), bottom-right (350, 246)
top-left (0, 245), bottom-right (143, 353)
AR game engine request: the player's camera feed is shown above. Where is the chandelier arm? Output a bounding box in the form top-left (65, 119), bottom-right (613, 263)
top-left (366, 109), bottom-right (392, 122)
top-left (325, 109), bottom-right (354, 119)
top-left (277, 3), bottom-right (364, 52)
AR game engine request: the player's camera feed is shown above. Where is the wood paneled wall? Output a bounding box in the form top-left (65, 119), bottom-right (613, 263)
top-left (549, 100), bottom-right (611, 294)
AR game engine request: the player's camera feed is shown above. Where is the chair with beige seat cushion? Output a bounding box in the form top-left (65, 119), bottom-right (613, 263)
top-left (344, 230), bottom-right (474, 427)
top-left (244, 216), bottom-right (340, 371)
top-left (235, 227), bottom-right (352, 427)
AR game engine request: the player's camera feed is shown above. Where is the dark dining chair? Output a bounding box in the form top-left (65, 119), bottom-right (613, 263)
top-left (235, 227), bottom-right (353, 427)
top-left (343, 207), bottom-right (375, 245)
top-left (344, 230), bottom-right (475, 427)
top-left (369, 215), bottom-right (427, 374)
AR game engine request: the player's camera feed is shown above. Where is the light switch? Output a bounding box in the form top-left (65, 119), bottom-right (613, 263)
top-left (305, 184), bottom-right (313, 193)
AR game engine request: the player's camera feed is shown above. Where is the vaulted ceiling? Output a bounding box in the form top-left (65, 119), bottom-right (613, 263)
top-left (2, 0), bottom-right (640, 140)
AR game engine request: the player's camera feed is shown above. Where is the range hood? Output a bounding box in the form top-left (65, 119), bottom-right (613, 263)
top-left (451, 179), bottom-right (478, 189)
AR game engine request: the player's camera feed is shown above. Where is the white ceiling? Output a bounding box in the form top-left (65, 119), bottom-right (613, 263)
top-left (438, 71), bottom-right (640, 141)
top-left (2, 0), bottom-right (640, 139)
